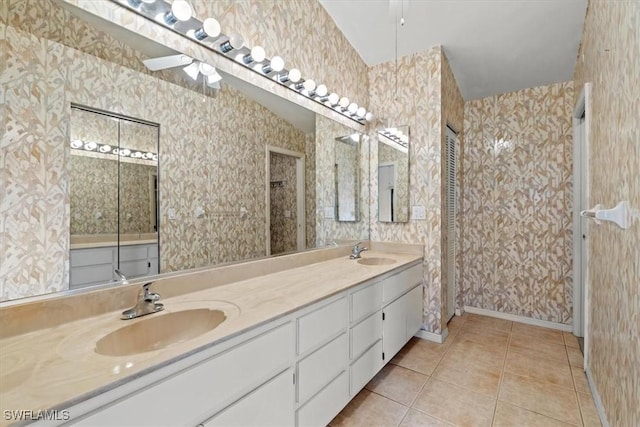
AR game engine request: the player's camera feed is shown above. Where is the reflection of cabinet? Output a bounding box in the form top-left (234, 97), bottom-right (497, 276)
top-left (66, 262), bottom-right (423, 427)
top-left (70, 243), bottom-right (158, 289)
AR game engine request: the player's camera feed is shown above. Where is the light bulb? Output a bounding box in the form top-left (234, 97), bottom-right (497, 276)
top-left (316, 84), bottom-right (328, 97)
top-left (302, 79), bottom-right (316, 92)
top-left (220, 33), bottom-right (244, 53)
top-left (356, 107), bottom-right (366, 118)
top-left (347, 103), bottom-right (358, 114)
top-left (243, 46), bottom-right (266, 64)
top-left (183, 62), bottom-right (200, 80)
top-left (365, 112), bottom-right (374, 121)
top-left (194, 18), bottom-right (220, 40)
top-left (120, 148), bottom-right (131, 156)
top-left (164, 0), bottom-right (192, 25)
top-left (328, 93), bottom-right (339, 106)
top-left (288, 68), bottom-right (301, 83)
top-left (70, 139), bottom-right (82, 149)
top-left (338, 97), bottom-right (349, 109)
top-left (271, 56), bottom-right (285, 72)
top-left (99, 145), bottom-right (111, 153)
top-left (84, 141), bottom-right (97, 151)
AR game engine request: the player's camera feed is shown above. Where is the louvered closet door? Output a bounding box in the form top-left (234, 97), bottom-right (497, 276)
top-left (445, 126), bottom-right (457, 323)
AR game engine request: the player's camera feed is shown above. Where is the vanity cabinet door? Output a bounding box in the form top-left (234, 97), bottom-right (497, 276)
top-left (382, 294), bottom-right (407, 362)
top-left (201, 368), bottom-right (294, 427)
top-left (406, 284), bottom-right (423, 340)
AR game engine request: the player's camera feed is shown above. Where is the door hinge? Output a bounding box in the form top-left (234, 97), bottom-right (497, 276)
top-left (382, 312), bottom-right (386, 321)
top-left (382, 352), bottom-right (385, 360)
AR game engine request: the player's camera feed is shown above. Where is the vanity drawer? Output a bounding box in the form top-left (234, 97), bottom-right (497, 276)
top-left (350, 310), bottom-right (382, 360)
top-left (297, 296), bottom-right (348, 355)
top-left (202, 368), bottom-right (294, 427)
top-left (120, 245), bottom-right (149, 261)
top-left (350, 281), bottom-right (382, 323)
top-left (296, 371), bottom-right (348, 427)
top-left (350, 340), bottom-right (383, 396)
top-left (75, 322), bottom-right (294, 427)
top-left (297, 332), bottom-right (348, 404)
top-left (383, 264), bottom-right (422, 303)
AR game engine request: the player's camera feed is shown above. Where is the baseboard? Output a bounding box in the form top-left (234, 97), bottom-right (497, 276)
top-left (463, 306), bottom-right (573, 332)
top-left (415, 327), bottom-right (448, 344)
top-left (455, 307), bottom-right (464, 316)
top-left (585, 367), bottom-right (609, 427)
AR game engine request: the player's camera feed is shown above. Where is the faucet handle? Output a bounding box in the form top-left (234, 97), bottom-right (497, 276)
top-left (140, 282), bottom-right (159, 301)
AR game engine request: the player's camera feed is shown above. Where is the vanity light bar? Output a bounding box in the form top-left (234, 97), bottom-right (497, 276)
top-left (70, 140), bottom-right (158, 161)
top-left (112, 0), bottom-right (373, 125)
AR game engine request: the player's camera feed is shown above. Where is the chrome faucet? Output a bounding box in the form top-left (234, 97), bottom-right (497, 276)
top-left (113, 268), bottom-right (128, 285)
top-left (121, 282), bottom-right (164, 320)
top-left (349, 242), bottom-right (368, 259)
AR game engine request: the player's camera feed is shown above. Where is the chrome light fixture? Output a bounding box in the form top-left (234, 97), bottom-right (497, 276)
top-left (242, 46), bottom-right (266, 64)
top-left (220, 33), bottom-right (244, 53)
top-left (194, 17), bottom-right (220, 40)
top-left (263, 56), bottom-right (284, 74)
top-left (163, 0), bottom-right (192, 25)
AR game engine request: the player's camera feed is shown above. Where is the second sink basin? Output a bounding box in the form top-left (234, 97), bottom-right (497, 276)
top-left (95, 309), bottom-right (226, 357)
top-left (357, 257), bottom-right (396, 266)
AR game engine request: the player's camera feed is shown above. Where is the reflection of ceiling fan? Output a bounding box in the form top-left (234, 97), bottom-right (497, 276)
top-left (142, 54), bottom-right (222, 89)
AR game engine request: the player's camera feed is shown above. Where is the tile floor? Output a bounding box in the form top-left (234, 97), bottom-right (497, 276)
top-left (330, 313), bottom-right (602, 427)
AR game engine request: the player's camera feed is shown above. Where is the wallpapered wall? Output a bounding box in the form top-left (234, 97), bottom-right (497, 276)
top-left (0, 1), bottom-right (317, 300)
top-left (368, 47), bottom-right (452, 334)
top-left (462, 82), bottom-right (574, 324)
top-left (572, 1), bottom-right (639, 425)
top-left (315, 115), bottom-right (370, 246)
top-left (269, 153), bottom-right (297, 255)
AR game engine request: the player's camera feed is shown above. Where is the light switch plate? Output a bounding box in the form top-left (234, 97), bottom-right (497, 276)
top-left (324, 207), bottom-right (335, 219)
top-left (168, 208), bottom-right (177, 220)
top-left (411, 205), bottom-right (426, 220)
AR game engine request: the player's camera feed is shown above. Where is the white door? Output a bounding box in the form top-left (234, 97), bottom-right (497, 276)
top-left (378, 164), bottom-right (395, 222)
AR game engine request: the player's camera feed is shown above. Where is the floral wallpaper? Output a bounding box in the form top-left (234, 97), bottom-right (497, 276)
top-left (461, 82), bottom-right (574, 324)
top-left (269, 153), bottom-right (297, 255)
top-left (572, 1), bottom-right (640, 425)
top-left (368, 47), bottom-right (448, 334)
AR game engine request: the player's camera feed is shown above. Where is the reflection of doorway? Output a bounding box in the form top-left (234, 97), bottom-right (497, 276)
top-left (378, 162), bottom-right (396, 222)
top-left (266, 146), bottom-right (305, 256)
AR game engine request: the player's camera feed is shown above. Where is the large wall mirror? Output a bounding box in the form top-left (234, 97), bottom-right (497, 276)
top-left (0, 0), bottom-right (369, 302)
top-left (69, 106), bottom-right (159, 289)
top-left (377, 126), bottom-right (410, 223)
top-left (334, 134), bottom-right (360, 222)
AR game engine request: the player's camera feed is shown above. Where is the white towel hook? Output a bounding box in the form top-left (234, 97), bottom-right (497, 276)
top-left (580, 201), bottom-right (635, 230)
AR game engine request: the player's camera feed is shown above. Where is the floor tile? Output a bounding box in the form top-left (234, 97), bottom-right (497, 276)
top-left (446, 338), bottom-right (507, 371)
top-left (456, 323), bottom-right (510, 347)
top-left (390, 338), bottom-right (445, 375)
top-left (504, 350), bottom-right (574, 389)
top-left (511, 323), bottom-right (564, 345)
top-left (509, 334), bottom-right (569, 363)
top-left (366, 364), bottom-right (428, 406)
top-left (563, 332), bottom-right (580, 348)
top-left (493, 401), bottom-right (577, 427)
top-left (412, 379), bottom-right (496, 427)
top-left (566, 345), bottom-right (584, 367)
top-left (399, 409), bottom-right (453, 427)
top-left (329, 389), bottom-right (408, 427)
top-left (432, 356), bottom-right (502, 397)
top-left (571, 365), bottom-right (590, 394)
top-left (465, 314), bottom-right (513, 333)
top-left (577, 392), bottom-right (603, 427)
top-left (498, 372), bottom-right (582, 425)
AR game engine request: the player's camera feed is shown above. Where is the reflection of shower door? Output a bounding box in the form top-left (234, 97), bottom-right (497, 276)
top-left (379, 163), bottom-right (395, 222)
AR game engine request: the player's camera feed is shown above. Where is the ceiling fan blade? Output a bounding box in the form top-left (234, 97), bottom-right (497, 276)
top-left (142, 54), bottom-right (193, 71)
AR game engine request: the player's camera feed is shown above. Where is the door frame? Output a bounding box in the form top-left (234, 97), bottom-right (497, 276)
top-left (265, 146), bottom-right (305, 256)
top-left (378, 161), bottom-right (397, 222)
top-left (572, 83), bottom-right (591, 368)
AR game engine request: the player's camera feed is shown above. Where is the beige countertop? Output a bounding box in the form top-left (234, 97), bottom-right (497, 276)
top-left (70, 233), bottom-right (158, 250)
top-left (0, 250), bottom-right (421, 420)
